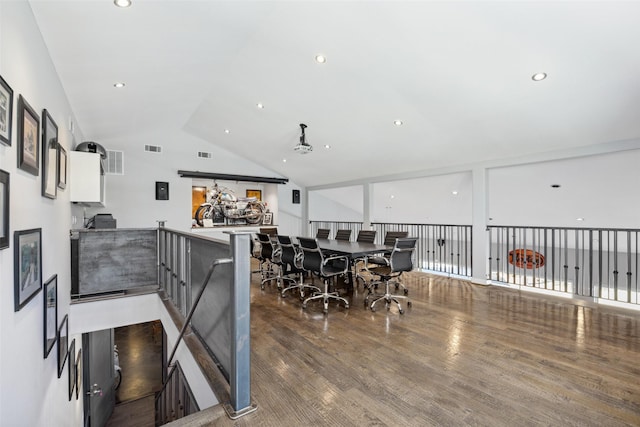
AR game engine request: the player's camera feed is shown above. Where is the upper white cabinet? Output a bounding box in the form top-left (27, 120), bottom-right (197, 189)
top-left (70, 151), bottom-right (105, 205)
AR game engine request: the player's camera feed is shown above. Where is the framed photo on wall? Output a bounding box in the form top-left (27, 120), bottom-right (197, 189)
top-left (14, 228), bottom-right (42, 311)
top-left (42, 110), bottom-right (58, 199)
top-left (75, 348), bottom-right (82, 400)
top-left (0, 75), bottom-right (13, 146)
top-left (43, 275), bottom-right (58, 358)
top-left (262, 212), bottom-right (273, 225)
top-left (57, 314), bottom-right (69, 378)
top-left (57, 146), bottom-right (67, 190)
top-left (0, 169), bottom-right (8, 250)
top-left (17, 95), bottom-right (40, 175)
top-left (68, 339), bottom-right (76, 400)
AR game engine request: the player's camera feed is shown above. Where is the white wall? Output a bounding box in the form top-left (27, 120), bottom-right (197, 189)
top-left (0, 3), bottom-right (82, 426)
top-left (488, 149), bottom-right (640, 228)
top-left (309, 185), bottom-right (363, 222)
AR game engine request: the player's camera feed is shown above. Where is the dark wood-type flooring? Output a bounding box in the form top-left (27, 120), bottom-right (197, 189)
top-left (195, 267), bottom-right (640, 427)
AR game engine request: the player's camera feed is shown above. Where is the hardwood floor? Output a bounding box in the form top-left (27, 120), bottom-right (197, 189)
top-left (198, 268), bottom-right (640, 427)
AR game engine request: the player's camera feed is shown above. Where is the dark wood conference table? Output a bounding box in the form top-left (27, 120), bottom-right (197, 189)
top-left (315, 238), bottom-right (392, 289)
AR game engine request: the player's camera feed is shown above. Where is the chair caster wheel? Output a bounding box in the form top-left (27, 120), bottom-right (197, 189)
top-left (404, 289), bottom-right (409, 295)
top-left (370, 307), bottom-right (376, 312)
top-left (407, 301), bottom-right (412, 307)
top-left (302, 304), bottom-right (307, 309)
top-left (345, 304), bottom-right (349, 309)
top-left (399, 309), bottom-right (405, 315)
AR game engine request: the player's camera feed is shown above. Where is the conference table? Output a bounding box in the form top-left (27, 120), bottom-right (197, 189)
top-left (315, 238), bottom-right (392, 290)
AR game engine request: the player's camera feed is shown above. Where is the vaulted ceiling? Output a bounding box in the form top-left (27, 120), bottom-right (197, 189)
top-left (29, 1), bottom-right (640, 187)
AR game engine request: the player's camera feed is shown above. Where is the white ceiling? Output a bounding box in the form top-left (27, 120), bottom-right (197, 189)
top-left (29, 1), bottom-right (640, 187)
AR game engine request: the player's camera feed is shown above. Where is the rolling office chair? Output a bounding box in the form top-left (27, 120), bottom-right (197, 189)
top-left (297, 237), bottom-right (350, 314)
top-left (365, 237), bottom-right (417, 314)
top-left (256, 233), bottom-right (283, 290)
top-left (353, 230), bottom-right (377, 285)
top-left (365, 230), bottom-right (409, 294)
top-left (315, 228), bottom-right (330, 239)
top-left (334, 229), bottom-right (352, 241)
top-left (277, 235), bottom-right (320, 299)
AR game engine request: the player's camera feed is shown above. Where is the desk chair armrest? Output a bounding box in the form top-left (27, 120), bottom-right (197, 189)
top-left (321, 254), bottom-right (350, 276)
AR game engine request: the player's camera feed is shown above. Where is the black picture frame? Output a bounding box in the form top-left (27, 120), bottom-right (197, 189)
top-left (0, 169), bottom-right (8, 250)
top-left (68, 339), bottom-right (76, 401)
top-left (42, 110), bottom-right (58, 199)
top-left (262, 212), bottom-right (273, 225)
top-left (75, 348), bottom-right (82, 400)
top-left (0, 74), bottom-right (13, 146)
top-left (57, 314), bottom-right (68, 378)
top-left (43, 275), bottom-right (58, 358)
top-left (57, 145), bottom-right (67, 190)
top-left (14, 228), bottom-right (42, 311)
top-left (17, 95), bottom-right (40, 175)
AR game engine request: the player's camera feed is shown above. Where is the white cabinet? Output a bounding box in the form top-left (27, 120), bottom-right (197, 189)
top-left (70, 151), bottom-right (105, 205)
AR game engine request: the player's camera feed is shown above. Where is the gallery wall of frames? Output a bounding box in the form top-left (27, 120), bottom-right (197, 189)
top-left (0, 73), bottom-right (79, 401)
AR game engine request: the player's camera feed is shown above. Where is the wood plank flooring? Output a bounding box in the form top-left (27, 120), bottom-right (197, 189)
top-left (197, 268), bottom-right (640, 427)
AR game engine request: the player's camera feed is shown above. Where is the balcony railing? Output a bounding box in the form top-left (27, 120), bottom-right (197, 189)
top-left (155, 362), bottom-right (199, 425)
top-left (487, 225), bottom-right (640, 305)
top-left (309, 221), bottom-right (472, 277)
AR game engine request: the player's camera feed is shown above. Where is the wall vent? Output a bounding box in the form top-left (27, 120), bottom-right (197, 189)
top-left (198, 151), bottom-right (212, 159)
top-left (105, 150), bottom-right (124, 175)
top-left (144, 144), bottom-right (162, 153)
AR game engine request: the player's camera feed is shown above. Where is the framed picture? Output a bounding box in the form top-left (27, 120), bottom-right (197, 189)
top-left (43, 275), bottom-right (58, 358)
top-left (57, 314), bottom-right (68, 378)
top-left (68, 339), bottom-right (76, 401)
top-left (17, 95), bottom-right (40, 175)
top-left (262, 212), bottom-right (273, 225)
top-left (0, 169), bottom-right (8, 250)
top-left (0, 74), bottom-right (13, 146)
top-left (75, 348), bottom-right (82, 400)
top-left (42, 110), bottom-right (58, 199)
top-left (14, 228), bottom-right (42, 311)
top-left (246, 189), bottom-right (262, 201)
top-left (57, 146), bottom-right (67, 190)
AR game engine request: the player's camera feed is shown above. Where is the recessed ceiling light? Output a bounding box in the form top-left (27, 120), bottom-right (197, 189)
top-left (315, 55), bottom-right (327, 64)
top-left (452, 191), bottom-right (458, 195)
top-left (576, 217), bottom-right (585, 221)
top-left (224, 129), bottom-right (230, 134)
top-left (324, 144), bottom-right (331, 149)
top-left (394, 120), bottom-right (403, 126)
top-left (256, 103), bottom-right (264, 109)
top-left (282, 158), bottom-right (287, 163)
top-left (532, 72), bottom-right (547, 81)
top-left (390, 195), bottom-right (395, 199)
top-left (113, 82), bottom-right (125, 88)
top-left (114, 0), bottom-right (132, 8)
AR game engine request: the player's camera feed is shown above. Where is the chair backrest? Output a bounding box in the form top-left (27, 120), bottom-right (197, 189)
top-left (389, 237), bottom-right (417, 273)
top-left (297, 237), bottom-right (323, 273)
top-left (383, 231), bottom-right (409, 246)
top-left (334, 229), bottom-right (352, 241)
top-left (260, 227), bottom-right (278, 237)
top-left (277, 235), bottom-right (299, 267)
top-left (257, 233), bottom-right (274, 260)
top-left (356, 230), bottom-right (377, 244)
top-left (315, 228), bottom-right (330, 239)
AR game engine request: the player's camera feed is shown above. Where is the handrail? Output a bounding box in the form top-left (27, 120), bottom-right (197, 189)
top-left (166, 257), bottom-right (232, 368)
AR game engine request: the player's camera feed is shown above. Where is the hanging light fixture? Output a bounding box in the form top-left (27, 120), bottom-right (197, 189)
top-left (293, 123), bottom-right (313, 154)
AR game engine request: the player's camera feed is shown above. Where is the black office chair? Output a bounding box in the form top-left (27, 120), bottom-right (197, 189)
top-left (353, 230), bottom-right (377, 284)
top-left (315, 228), bottom-right (330, 239)
top-left (334, 229), bottom-right (352, 241)
top-left (260, 227), bottom-right (278, 237)
top-left (278, 235), bottom-right (320, 299)
top-left (365, 237), bottom-right (417, 314)
top-left (366, 230), bottom-right (410, 293)
top-left (256, 233), bottom-right (283, 290)
top-left (297, 237), bottom-right (350, 314)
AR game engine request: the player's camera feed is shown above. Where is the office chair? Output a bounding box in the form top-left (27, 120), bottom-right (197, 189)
top-left (365, 237), bottom-right (417, 314)
top-left (334, 229), bottom-right (352, 241)
top-left (353, 230), bottom-right (377, 285)
top-left (366, 230), bottom-right (410, 294)
top-left (256, 233), bottom-right (283, 290)
top-left (297, 237), bottom-right (350, 314)
top-left (277, 235), bottom-right (320, 299)
top-left (260, 227), bottom-right (278, 237)
top-left (315, 228), bottom-right (330, 239)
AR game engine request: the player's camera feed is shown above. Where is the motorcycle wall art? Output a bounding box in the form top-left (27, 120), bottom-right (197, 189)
top-left (194, 183), bottom-right (265, 226)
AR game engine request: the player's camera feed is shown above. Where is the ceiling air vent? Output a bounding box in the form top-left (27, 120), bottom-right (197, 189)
top-left (198, 151), bottom-right (212, 159)
top-left (144, 144), bottom-right (162, 153)
top-left (105, 150), bottom-right (124, 175)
